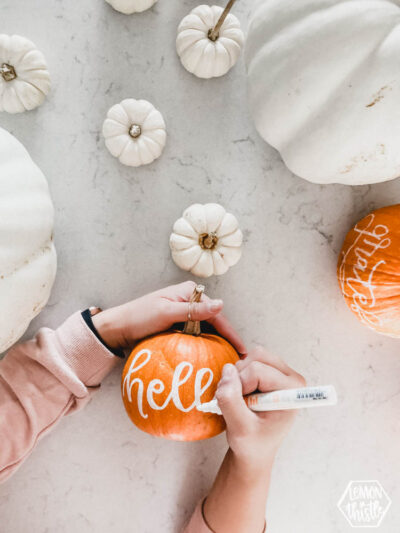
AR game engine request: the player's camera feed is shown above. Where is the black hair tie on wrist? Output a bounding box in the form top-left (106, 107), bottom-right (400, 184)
top-left (81, 309), bottom-right (125, 359)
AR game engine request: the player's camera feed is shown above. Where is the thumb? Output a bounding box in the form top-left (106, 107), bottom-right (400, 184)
top-left (216, 364), bottom-right (251, 432)
top-left (168, 299), bottom-right (224, 322)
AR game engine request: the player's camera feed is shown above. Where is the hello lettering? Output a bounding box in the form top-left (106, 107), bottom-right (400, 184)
top-left (122, 349), bottom-right (214, 418)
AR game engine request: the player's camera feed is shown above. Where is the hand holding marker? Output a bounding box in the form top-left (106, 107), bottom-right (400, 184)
top-left (197, 385), bottom-right (338, 415)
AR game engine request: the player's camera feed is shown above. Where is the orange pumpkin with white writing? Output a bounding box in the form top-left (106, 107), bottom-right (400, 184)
top-left (337, 204), bottom-right (400, 337)
top-left (121, 286), bottom-right (239, 440)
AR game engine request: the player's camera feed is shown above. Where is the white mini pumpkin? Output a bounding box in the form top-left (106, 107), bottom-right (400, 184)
top-left (0, 127), bottom-right (57, 353)
top-left (0, 34), bottom-right (50, 114)
top-left (176, 4), bottom-right (244, 79)
top-left (246, 0), bottom-right (400, 185)
top-left (105, 0), bottom-right (157, 14)
top-left (102, 98), bottom-right (166, 167)
top-left (170, 203), bottom-right (243, 278)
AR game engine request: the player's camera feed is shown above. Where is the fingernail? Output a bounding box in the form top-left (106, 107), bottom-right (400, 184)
top-left (222, 363), bottom-right (235, 378)
top-left (208, 299), bottom-right (223, 312)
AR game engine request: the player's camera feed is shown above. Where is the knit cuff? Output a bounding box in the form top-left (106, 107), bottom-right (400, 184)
top-left (54, 311), bottom-right (121, 387)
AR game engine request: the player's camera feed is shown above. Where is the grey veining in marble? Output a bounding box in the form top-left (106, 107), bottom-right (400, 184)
top-left (0, 1), bottom-right (399, 532)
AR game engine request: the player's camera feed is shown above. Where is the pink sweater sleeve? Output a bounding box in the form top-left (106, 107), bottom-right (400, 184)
top-left (0, 313), bottom-right (222, 532)
top-left (0, 311), bottom-right (119, 483)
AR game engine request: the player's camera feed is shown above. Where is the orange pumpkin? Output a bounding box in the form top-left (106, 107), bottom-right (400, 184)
top-left (337, 204), bottom-right (400, 337)
top-left (121, 285), bottom-right (239, 440)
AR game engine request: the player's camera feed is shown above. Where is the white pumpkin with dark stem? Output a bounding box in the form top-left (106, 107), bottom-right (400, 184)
top-left (170, 203), bottom-right (243, 278)
top-left (102, 98), bottom-right (167, 167)
top-left (177, 1), bottom-right (244, 79)
top-left (105, 0), bottom-right (157, 14)
top-left (0, 34), bottom-right (50, 113)
top-left (246, 0), bottom-right (400, 185)
top-left (0, 127), bottom-right (57, 353)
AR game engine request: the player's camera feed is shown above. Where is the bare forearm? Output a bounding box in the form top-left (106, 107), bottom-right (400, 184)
top-left (204, 449), bottom-right (273, 533)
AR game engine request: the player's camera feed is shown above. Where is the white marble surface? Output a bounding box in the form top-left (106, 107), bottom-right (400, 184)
top-left (1, 1), bottom-right (400, 532)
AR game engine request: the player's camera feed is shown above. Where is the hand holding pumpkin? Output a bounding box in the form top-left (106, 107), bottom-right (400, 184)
top-left (92, 281), bottom-right (246, 354)
top-left (216, 346), bottom-right (306, 470)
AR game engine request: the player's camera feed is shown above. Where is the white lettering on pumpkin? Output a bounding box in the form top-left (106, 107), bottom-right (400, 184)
top-left (338, 214), bottom-right (391, 328)
top-left (194, 368), bottom-right (214, 406)
top-left (147, 379), bottom-right (166, 410)
top-left (122, 349), bottom-right (152, 418)
top-left (122, 349), bottom-right (214, 418)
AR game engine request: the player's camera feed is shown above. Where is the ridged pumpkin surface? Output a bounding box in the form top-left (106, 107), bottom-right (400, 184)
top-left (121, 331), bottom-right (239, 441)
top-left (0, 127), bottom-right (56, 353)
top-left (338, 204), bottom-right (400, 336)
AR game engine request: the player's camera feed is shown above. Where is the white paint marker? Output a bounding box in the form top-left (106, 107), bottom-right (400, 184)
top-left (196, 385), bottom-right (338, 415)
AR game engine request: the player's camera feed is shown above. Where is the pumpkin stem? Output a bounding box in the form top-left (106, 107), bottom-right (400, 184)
top-left (199, 232), bottom-right (218, 250)
top-left (208, 0), bottom-right (237, 42)
top-left (129, 124), bottom-right (142, 138)
top-left (0, 63), bottom-right (17, 82)
top-left (183, 284), bottom-right (205, 336)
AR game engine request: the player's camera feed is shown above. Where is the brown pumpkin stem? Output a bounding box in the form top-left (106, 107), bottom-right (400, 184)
top-left (199, 232), bottom-right (218, 250)
top-left (183, 284), bottom-right (205, 336)
top-left (208, 0), bottom-right (237, 42)
top-left (0, 63), bottom-right (17, 82)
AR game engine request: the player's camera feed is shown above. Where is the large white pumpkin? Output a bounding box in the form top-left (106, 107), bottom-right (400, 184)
top-left (0, 127), bottom-right (56, 353)
top-left (246, 0), bottom-right (400, 185)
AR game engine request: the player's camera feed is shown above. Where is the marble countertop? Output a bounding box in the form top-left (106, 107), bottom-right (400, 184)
top-left (1, 1), bottom-right (399, 532)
